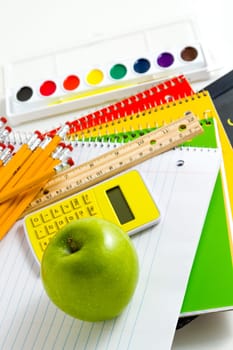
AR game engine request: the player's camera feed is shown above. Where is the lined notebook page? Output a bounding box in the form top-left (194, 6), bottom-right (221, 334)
top-left (0, 144), bottom-right (221, 350)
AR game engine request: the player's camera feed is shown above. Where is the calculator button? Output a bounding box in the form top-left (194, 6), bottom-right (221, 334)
top-left (41, 210), bottom-right (53, 222)
top-left (40, 237), bottom-right (50, 251)
top-left (46, 222), bottom-right (57, 235)
top-left (82, 192), bottom-right (94, 204)
top-left (77, 208), bottom-right (88, 218)
top-left (25, 188), bottom-right (105, 263)
top-left (61, 202), bottom-right (72, 213)
top-left (71, 197), bottom-right (81, 209)
top-left (34, 227), bottom-right (47, 239)
top-left (87, 205), bottom-right (98, 216)
top-left (56, 217), bottom-right (67, 229)
top-left (66, 213), bottom-right (78, 223)
top-left (31, 215), bottom-right (43, 227)
top-left (51, 206), bottom-right (63, 218)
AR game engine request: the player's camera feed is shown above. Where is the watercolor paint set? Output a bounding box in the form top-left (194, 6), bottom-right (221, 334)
top-left (4, 19), bottom-right (214, 125)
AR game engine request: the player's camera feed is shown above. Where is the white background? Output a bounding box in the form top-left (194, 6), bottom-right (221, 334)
top-left (0, 0), bottom-right (232, 348)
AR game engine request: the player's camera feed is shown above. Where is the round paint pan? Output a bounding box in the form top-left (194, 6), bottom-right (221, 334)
top-left (86, 69), bottom-right (104, 86)
top-left (16, 86), bottom-right (33, 102)
top-left (180, 46), bottom-right (198, 62)
top-left (109, 63), bottom-right (127, 80)
top-left (39, 80), bottom-right (57, 97)
top-left (156, 52), bottom-right (174, 68)
top-left (133, 58), bottom-right (151, 74)
top-left (63, 74), bottom-right (80, 91)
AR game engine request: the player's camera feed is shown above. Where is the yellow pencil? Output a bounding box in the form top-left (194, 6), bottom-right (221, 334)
top-left (0, 157), bottom-right (74, 240)
top-left (0, 140), bottom-right (67, 199)
top-left (0, 156), bottom-right (74, 202)
top-left (0, 185), bottom-right (46, 240)
top-left (0, 140), bottom-right (63, 202)
top-left (0, 131), bottom-right (42, 191)
top-left (0, 126), bottom-right (71, 240)
top-left (0, 169), bottom-right (55, 202)
top-left (0, 134), bottom-right (64, 192)
top-left (0, 125), bottom-right (12, 142)
top-left (0, 157), bottom-right (60, 240)
top-left (10, 124), bottom-right (70, 189)
top-left (0, 124), bottom-right (69, 193)
top-left (1, 137), bottom-right (45, 190)
top-left (0, 117), bottom-right (7, 130)
top-left (42, 124), bottom-right (70, 155)
top-left (0, 144), bottom-right (14, 168)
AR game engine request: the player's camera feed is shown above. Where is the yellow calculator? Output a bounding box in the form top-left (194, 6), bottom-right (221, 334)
top-left (24, 170), bottom-right (160, 263)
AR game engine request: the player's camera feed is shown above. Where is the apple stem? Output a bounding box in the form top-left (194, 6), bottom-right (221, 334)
top-left (67, 237), bottom-right (80, 253)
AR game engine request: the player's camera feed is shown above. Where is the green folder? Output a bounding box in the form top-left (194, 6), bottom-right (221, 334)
top-left (180, 119), bottom-right (233, 315)
top-left (82, 118), bottom-right (233, 315)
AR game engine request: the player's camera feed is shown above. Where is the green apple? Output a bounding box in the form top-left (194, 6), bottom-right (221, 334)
top-left (41, 217), bottom-right (139, 322)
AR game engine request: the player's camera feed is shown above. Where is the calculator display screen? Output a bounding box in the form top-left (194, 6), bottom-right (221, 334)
top-left (106, 186), bottom-right (135, 224)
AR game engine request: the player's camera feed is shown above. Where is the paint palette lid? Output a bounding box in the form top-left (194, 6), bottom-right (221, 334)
top-left (3, 19), bottom-right (217, 125)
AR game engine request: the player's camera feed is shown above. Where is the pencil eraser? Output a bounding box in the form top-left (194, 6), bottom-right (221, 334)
top-left (65, 144), bottom-right (73, 152)
top-left (7, 144), bottom-right (15, 152)
top-left (0, 143), bottom-right (6, 150)
top-left (34, 130), bottom-right (42, 137)
top-left (58, 142), bottom-right (66, 148)
top-left (0, 117), bottom-right (7, 124)
top-left (5, 126), bottom-right (12, 133)
top-left (66, 157), bottom-right (75, 167)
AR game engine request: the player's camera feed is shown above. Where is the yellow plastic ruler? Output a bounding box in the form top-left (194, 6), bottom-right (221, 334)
top-left (23, 112), bottom-right (203, 215)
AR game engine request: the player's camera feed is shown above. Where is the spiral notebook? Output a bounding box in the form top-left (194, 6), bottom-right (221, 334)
top-left (173, 119), bottom-right (233, 316)
top-left (69, 116), bottom-right (233, 316)
top-left (63, 90), bottom-right (233, 317)
top-left (0, 141), bottom-right (220, 350)
top-left (68, 91), bottom-right (233, 223)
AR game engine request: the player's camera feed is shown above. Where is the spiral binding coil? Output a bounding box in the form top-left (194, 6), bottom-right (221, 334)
top-left (5, 90), bottom-right (213, 149)
top-left (65, 91), bottom-right (212, 142)
top-left (67, 117), bottom-right (214, 148)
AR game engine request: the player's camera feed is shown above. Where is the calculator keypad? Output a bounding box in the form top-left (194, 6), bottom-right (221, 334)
top-left (25, 190), bottom-right (101, 261)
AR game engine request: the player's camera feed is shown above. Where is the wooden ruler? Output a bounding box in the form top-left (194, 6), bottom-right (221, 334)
top-left (23, 112), bottom-right (203, 215)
